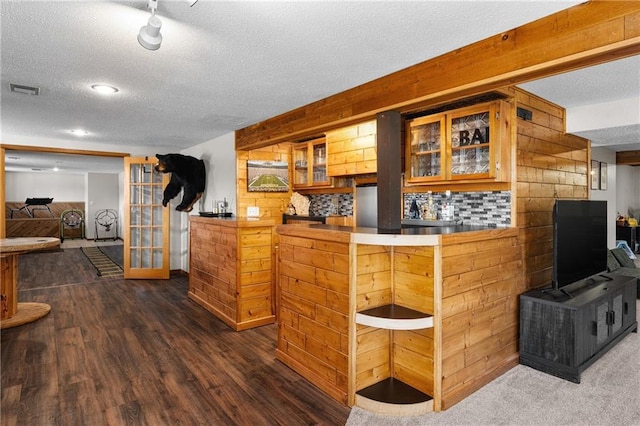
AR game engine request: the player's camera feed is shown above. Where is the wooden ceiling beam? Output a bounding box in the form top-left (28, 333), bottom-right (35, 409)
top-left (616, 150), bottom-right (640, 166)
top-left (236, 1), bottom-right (640, 150)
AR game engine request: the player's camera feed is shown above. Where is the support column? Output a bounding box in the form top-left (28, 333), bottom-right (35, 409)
top-left (376, 111), bottom-right (402, 232)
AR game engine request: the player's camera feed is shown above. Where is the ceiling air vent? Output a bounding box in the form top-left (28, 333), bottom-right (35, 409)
top-left (10, 83), bottom-right (40, 96)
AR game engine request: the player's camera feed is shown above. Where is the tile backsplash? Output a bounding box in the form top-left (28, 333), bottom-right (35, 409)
top-left (305, 190), bottom-right (511, 227)
top-left (404, 191), bottom-right (511, 226)
top-left (307, 193), bottom-right (354, 216)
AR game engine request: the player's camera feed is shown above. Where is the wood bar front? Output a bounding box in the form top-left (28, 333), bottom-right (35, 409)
top-left (276, 224), bottom-right (521, 412)
top-left (189, 216), bottom-right (276, 331)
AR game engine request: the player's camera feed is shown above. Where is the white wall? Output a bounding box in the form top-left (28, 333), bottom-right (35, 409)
top-left (86, 173), bottom-right (121, 240)
top-left (616, 164), bottom-right (640, 219)
top-left (592, 146), bottom-right (640, 249)
top-left (6, 171), bottom-right (85, 201)
top-left (175, 132), bottom-right (237, 272)
top-left (181, 132), bottom-right (237, 215)
top-left (566, 97), bottom-right (639, 133)
top-left (590, 147), bottom-right (617, 248)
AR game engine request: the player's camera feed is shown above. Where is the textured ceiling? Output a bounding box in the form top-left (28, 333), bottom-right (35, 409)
top-left (2, 0), bottom-right (638, 174)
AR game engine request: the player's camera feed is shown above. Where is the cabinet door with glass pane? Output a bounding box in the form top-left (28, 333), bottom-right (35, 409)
top-left (124, 156), bottom-right (170, 279)
top-left (405, 113), bottom-right (446, 183)
top-left (292, 138), bottom-right (330, 188)
top-left (447, 102), bottom-right (498, 180)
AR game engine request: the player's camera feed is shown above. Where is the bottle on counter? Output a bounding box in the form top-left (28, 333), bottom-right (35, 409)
top-left (441, 190), bottom-right (455, 221)
top-left (409, 198), bottom-right (420, 219)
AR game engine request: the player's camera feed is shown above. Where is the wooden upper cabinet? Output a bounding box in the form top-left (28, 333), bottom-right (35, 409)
top-left (292, 137), bottom-right (331, 188)
top-left (405, 113), bottom-right (446, 183)
top-left (326, 120), bottom-right (377, 176)
top-left (405, 100), bottom-right (510, 185)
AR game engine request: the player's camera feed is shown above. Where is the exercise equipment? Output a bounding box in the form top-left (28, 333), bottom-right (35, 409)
top-left (95, 209), bottom-right (119, 241)
top-left (10, 197), bottom-right (54, 218)
top-left (60, 209), bottom-right (85, 242)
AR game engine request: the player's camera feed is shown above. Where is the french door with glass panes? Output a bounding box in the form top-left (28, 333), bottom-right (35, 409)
top-left (124, 156), bottom-right (170, 279)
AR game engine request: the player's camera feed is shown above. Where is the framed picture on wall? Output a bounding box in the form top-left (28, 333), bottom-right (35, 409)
top-left (599, 162), bottom-right (608, 190)
top-left (590, 160), bottom-right (599, 190)
top-left (247, 160), bottom-right (289, 192)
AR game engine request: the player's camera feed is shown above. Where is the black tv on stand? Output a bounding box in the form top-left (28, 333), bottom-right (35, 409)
top-left (552, 199), bottom-right (608, 293)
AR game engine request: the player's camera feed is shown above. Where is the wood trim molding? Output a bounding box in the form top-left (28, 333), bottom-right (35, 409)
top-left (0, 144), bottom-right (129, 158)
top-left (236, 1), bottom-right (640, 150)
top-left (0, 147), bottom-right (5, 238)
top-left (616, 150), bottom-right (640, 166)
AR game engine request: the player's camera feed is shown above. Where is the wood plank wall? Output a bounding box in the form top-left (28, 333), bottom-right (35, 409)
top-left (326, 120), bottom-right (377, 176)
top-left (189, 218), bottom-right (275, 331)
top-left (5, 201), bottom-right (84, 219)
top-left (439, 230), bottom-right (521, 410)
top-left (236, 144), bottom-right (292, 221)
top-left (237, 226), bottom-right (274, 325)
top-left (355, 244), bottom-right (392, 393)
top-left (392, 246), bottom-right (435, 399)
top-left (5, 201), bottom-right (85, 238)
top-left (189, 220), bottom-right (239, 325)
top-left (514, 88), bottom-right (589, 291)
top-left (276, 234), bottom-right (351, 404)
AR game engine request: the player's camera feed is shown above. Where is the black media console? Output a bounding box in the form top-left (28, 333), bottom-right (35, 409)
top-left (519, 273), bottom-right (637, 383)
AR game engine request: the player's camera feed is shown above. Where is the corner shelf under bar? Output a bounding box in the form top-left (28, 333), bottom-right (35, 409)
top-left (355, 378), bottom-right (434, 416)
top-left (355, 304), bottom-right (433, 330)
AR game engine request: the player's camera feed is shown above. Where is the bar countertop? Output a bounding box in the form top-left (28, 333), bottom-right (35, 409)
top-left (276, 223), bottom-right (517, 246)
top-left (190, 215), bottom-right (276, 228)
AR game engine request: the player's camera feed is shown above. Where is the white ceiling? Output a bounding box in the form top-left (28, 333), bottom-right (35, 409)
top-left (2, 0), bottom-right (638, 174)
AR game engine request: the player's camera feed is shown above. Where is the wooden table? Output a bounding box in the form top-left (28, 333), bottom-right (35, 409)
top-left (1, 237), bottom-right (60, 329)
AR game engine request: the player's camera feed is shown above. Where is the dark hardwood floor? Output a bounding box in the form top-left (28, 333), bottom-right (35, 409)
top-left (2, 250), bottom-right (351, 425)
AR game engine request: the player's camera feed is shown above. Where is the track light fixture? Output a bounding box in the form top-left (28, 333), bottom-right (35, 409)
top-left (138, 0), bottom-right (162, 51)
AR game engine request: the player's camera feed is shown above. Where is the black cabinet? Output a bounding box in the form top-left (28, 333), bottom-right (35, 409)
top-left (520, 274), bottom-right (637, 383)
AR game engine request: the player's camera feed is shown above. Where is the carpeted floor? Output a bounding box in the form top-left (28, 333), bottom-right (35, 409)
top-left (347, 300), bottom-right (640, 426)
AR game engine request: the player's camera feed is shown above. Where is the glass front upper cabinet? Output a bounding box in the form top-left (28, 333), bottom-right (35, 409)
top-left (292, 137), bottom-right (330, 188)
top-left (406, 101), bottom-right (503, 184)
top-left (448, 103), bottom-right (496, 180)
top-left (406, 113), bottom-right (446, 183)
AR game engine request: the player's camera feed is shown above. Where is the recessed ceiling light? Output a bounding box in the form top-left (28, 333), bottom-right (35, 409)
top-left (91, 84), bottom-right (119, 94)
top-left (70, 129), bottom-right (89, 136)
top-left (53, 167), bottom-right (60, 172)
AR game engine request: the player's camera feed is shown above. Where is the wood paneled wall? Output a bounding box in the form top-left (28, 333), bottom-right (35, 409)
top-left (276, 234), bottom-right (351, 404)
top-left (5, 201), bottom-right (84, 238)
top-left (439, 230), bottom-right (521, 410)
top-left (354, 244), bottom-right (392, 393)
top-left (189, 217), bottom-right (275, 331)
top-left (5, 201), bottom-right (84, 220)
top-left (236, 144), bottom-right (291, 222)
top-left (190, 221), bottom-right (239, 323)
top-left (514, 89), bottom-right (589, 291)
top-left (326, 120), bottom-right (377, 176)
